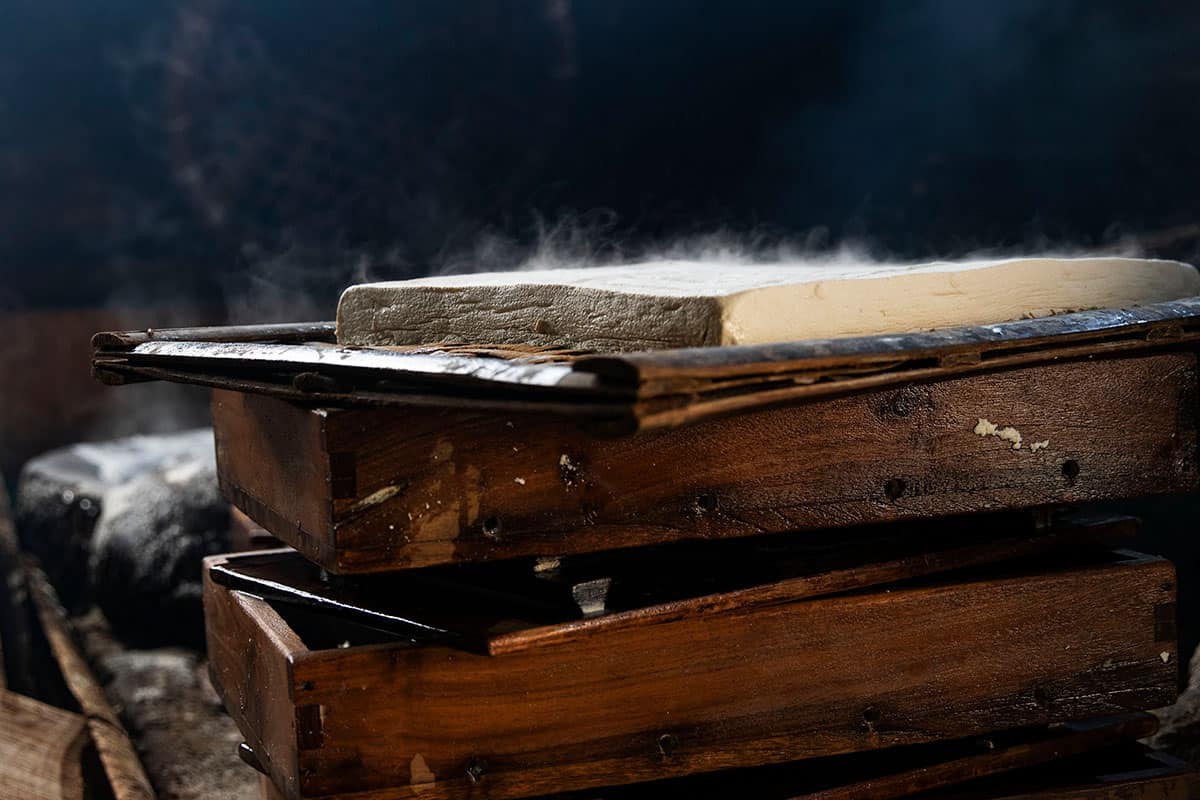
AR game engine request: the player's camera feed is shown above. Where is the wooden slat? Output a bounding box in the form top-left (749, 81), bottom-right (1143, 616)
top-left (0, 689), bottom-right (90, 800)
top-left (932, 747), bottom-right (1200, 799)
top-left (247, 725), bottom-right (1196, 800)
top-left (487, 514), bottom-right (1136, 656)
top-left (214, 352), bottom-right (1198, 573)
top-left (25, 560), bottom-right (156, 800)
top-left (545, 741), bottom-right (1198, 800)
top-left (793, 715), bottom-right (1159, 800)
top-left (210, 515), bottom-right (1137, 657)
top-left (91, 322), bottom-right (337, 349)
top-left (579, 296), bottom-right (1200, 382)
top-left (205, 550), bottom-right (1178, 800)
top-left (91, 299), bottom-right (1200, 430)
top-left (203, 563), bottom-right (306, 800)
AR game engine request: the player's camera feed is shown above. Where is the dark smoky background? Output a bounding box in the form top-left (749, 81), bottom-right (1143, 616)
top-left (5, 0), bottom-right (1200, 317)
top-left (1, 0), bottom-right (1199, 599)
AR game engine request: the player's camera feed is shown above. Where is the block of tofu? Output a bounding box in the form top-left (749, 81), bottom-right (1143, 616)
top-left (336, 256), bottom-right (1200, 351)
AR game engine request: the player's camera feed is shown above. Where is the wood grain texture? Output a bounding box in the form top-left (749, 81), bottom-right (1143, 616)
top-left (214, 352), bottom-right (1199, 573)
top-left (0, 689), bottom-right (89, 800)
top-left (208, 515), bottom-right (1138, 657)
top-left (793, 715), bottom-right (1159, 800)
top-left (24, 559), bottom-right (156, 800)
top-left (931, 747), bottom-right (1200, 800)
top-left (93, 299), bottom-right (1200, 430)
top-left (203, 558), bottom-right (305, 800)
top-left (205, 551), bottom-right (1178, 800)
top-left (547, 742), bottom-right (1199, 800)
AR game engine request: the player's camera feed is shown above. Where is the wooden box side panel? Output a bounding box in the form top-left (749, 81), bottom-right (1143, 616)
top-left (204, 557), bottom-right (305, 800)
top-left (212, 389), bottom-right (335, 566)
top-left (329, 352), bottom-right (1199, 571)
top-left (288, 557), bottom-right (1177, 799)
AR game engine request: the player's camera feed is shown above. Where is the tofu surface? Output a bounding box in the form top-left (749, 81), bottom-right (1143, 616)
top-left (336, 257), bottom-right (1200, 351)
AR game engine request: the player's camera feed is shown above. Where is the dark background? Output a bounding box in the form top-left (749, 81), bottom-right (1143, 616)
top-left (0, 1), bottom-right (1198, 658)
top-left (3, 0), bottom-right (1200, 316)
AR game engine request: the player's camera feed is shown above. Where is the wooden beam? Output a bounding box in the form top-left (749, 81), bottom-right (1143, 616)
top-left (24, 559), bottom-right (156, 800)
top-left (0, 688), bottom-right (90, 800)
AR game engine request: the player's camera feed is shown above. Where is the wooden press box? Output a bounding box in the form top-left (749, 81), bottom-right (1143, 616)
top-left (212, 351), bottom-right (1199, 574)
top-left (254, 737), bottom-right (1200, 800)
top-left (205, 540), bottom-right (1178, 800)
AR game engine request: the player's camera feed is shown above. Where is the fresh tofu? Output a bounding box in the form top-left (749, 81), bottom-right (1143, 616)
top-left (336, 257), bottom-right (1200, 351)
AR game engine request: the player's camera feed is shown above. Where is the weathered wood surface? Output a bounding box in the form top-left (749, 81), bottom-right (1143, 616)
top-left (522, 716), bottom-right (1161, 800)
top-left (205, 584), bottom-right (305, 800)
top-left (0, 688), bottom-right (90, 800)
top-left (93, 298), bottom-right (1200, 429)
top-left (91, 321), bottom-right (336, 349)
top-left (208, 515), bottom-right (1137, 656)
top-left (547, 741), bottom-right (1199, 800)
top-left (213, 352), bottom-right (1198, 573)
top-left (25, 559), bottom-right (156, 800)
top-left (247, 721), bottom-right (1192, 800)
top-left (932, 747), bottom-right (1200, 799)
top-left (205, 549), bottom-right (1178, 800)
top-left (793, 715), bottom-right (1158, 800)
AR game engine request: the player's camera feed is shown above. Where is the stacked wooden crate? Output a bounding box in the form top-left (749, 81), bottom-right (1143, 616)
top-left (201, 343), bottom-right (1200, 799)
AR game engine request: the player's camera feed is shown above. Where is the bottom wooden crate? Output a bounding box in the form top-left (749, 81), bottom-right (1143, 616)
top-left (254, 736), bottom-right (1199, 800)
top-left (208, 546), bottom-right (1177, 800)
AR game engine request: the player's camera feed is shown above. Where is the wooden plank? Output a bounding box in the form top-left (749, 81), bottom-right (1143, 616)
top-left (579, 296), bottom-right (1200, 383)
top-left (792, 715), bottom-right (1159, 800)
top-left (246, 739), bottom-right (1200, 800)
top-left (931, 747), bottom-right (1200, 799)
top-left (203, 561), bottom-right (306, 800)
top-left (214, 352), bottom-right (1199, 573)
top-left (208, 515), bottom-right (1138, 657)
top-left (205, 550), bottom-right (1178, 799)
top-left (547, 741), bottom-right (1199, 800)
top-left (24, 559), bottom-right (156, 800)
top-left (0, 688), bottom-right (90, 800)
top-left (92, 299), bottom-right (1200, 429)
top-left (212, 391), bottom-right (337, 567)
top-left (91, 321), bottom-right (336, 349)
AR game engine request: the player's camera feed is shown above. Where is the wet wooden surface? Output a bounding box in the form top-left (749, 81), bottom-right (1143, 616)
top-left (206, 549), bottom-right (1178, 800)
top-left (213, 352), bottom-right (1198, 573)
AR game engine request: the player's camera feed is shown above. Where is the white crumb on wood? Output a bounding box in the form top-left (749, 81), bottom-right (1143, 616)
top-left (533, 556), bottom-right (561, 574)
top-left (996, 426), bottom-right (1022, 449)
top-left (1161, 651), bottom-right (1172, 663)
top-left (514, 477), bottom-right (526, 485)
top-left (973, 418), bottom-right (998, 436)
top-left (974, 418), bottom-right (1039, 450)
top-left (974, 418), bottom-right (1020, 448)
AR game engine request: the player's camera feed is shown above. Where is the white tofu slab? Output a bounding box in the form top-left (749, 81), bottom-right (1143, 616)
top-left (336, 257), bottom-right (1200, 351)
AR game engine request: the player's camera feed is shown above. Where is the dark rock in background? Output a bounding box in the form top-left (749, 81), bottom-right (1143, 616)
top-left (89, 454), bottom-right (229, 647)
top-left (15, 429), bottom-right (229, 646)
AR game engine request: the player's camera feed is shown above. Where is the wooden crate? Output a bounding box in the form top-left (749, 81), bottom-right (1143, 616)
top-left (252, 731), bottom-right (1199, 800)
top-left (212, 351), bottom-right (1199, 573)
top-left (205, 549), bottom-right (1178, 800)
